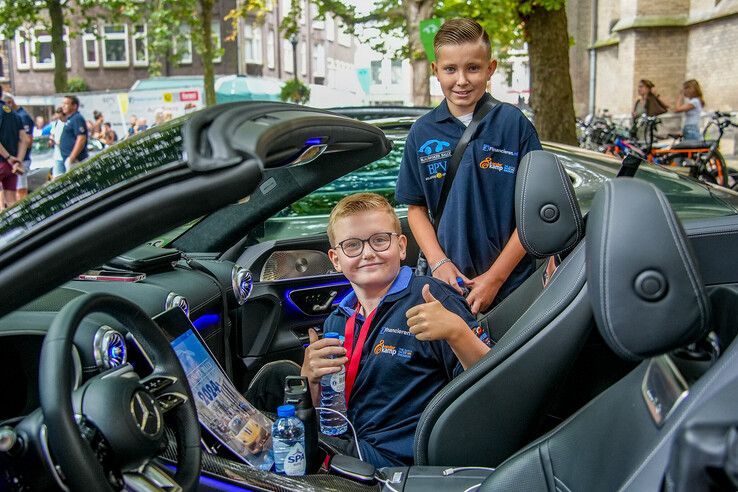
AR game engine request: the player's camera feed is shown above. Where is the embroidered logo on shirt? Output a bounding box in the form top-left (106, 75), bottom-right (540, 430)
top-left (374, 339), bottom-right (397, 356)
top-left (380, 326), bottom-right (414, 337)
top-left (482, 144), bottom-right (519, 157)
top-left (2, 105), bottom-right (10, 113)
top-left (479, 157), bottom-right (504, 171)
top-left (424, 160), bottom-right (447, 181)
top-left (418, 139), bottom-right (452, 164)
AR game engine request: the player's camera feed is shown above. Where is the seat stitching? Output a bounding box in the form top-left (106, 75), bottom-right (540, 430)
top-left (519, 156), bottom-right (543, 257)
top-left (414, 251), bottom-right (586, 460)
top-left (654, 189), bottom-right (708, 330)
top-left (554, 476), bottom-right (573, 492)
top-left (553, 153), bottom-right (583, 244)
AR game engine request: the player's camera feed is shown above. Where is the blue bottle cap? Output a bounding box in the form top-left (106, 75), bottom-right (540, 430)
top-left (456, 276), bottom-right (465, 287)
top-left (277, 404), bottom-right (296, 417)
top-left (323, 332), bottom-right (340, 339)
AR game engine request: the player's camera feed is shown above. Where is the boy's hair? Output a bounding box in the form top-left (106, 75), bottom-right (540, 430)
top-left (327, 193), bottom-right (401, 245)
top-left (434, 18), bottom-right (491, 58)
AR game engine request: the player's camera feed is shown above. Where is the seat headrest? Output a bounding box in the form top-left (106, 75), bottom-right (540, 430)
top-left (515, 150), bottom-right (583, 259)
top-left (586, 180), bottom-right (709, 361)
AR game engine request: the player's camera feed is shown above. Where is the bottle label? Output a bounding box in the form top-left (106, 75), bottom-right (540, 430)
top-left (283, 442), bottom-right (306, 476)
top-left (330, 368), bottom-right (345, 392)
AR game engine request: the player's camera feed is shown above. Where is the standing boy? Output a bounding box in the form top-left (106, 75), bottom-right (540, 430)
top-left (300, 192), bottom-right (490, 467)
top-left (2, 93), bottom-right (34, 201)
top-left (0, 87), bottom-right (29, 208)
top-left (395, 18), bottom-right (542, 314)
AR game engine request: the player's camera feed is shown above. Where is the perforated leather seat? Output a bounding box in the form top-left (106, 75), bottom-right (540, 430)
top-left (478, 179), bottom-right (714, 491)
top-left (414, 150), bottom-right (591, 467)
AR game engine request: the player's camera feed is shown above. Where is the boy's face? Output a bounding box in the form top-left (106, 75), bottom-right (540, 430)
top-left (432, 42), bottom-right (496, 117)
top-left (328, 210), bottom-right (407, 292)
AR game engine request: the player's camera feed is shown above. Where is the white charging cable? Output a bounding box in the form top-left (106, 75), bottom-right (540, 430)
top-left (375, 475), bottom-right (402, 492)
top-left (442, 466), bottom-right (496, 476)
top-left (315, 407), bottom-right (363, 462)
top-left (463, 484), bottom-right (482, 492)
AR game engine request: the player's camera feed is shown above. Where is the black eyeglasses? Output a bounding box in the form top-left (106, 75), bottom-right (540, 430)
top-left (334, 232), bottom-right (399, 258)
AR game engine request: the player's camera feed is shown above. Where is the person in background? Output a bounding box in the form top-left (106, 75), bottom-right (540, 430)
top-left (632, 79), bottom-right (669, 118)
top-left (2, 93), bottom-right (34, 201)
top-left (136, 117), bottom-right (148, 133)
top-left (0, 87), bottom-right (29, 208)
top-left (33, 116), bottom-right (46, 139)
top-left (89, 110), bottom-right (104, 140)
top-left (49, 107), bottom-right (67, 179)
top-left (673, 79), bottom-right (705, 141)
top-left (59, 95), bottom-right (88, 169)
top-left (101, 122), bottom-right (118, 146)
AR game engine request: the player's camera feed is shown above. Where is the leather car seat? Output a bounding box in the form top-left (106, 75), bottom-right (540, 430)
top-left (478, 179), bottom-right (714, 491)
top-left (414, 150), bottom-right (591, 467)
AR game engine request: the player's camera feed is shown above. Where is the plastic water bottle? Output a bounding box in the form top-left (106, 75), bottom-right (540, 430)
top-left (272, 405), bottom-right (306, 476)
top-left (319, 332), bottom-right (348, 436)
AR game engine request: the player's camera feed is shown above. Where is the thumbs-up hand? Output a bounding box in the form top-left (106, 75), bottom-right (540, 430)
top-left (406, 284), bottom-right (466, 342)
top-left (300, 328), bottom-right (347, 385)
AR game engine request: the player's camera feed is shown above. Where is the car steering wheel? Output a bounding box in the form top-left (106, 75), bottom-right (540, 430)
top-left (39, 292), bottom-right (201, 491)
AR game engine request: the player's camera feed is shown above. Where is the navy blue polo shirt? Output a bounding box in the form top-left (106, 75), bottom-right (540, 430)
top-left (0, 104), bottom-right (23, 158)
top-left (395, 94), bottom-right (542, 301)
top-left (323, 266), bottom-right (487, 467)
top-left (60, 111), bottom-right (88, 161)
top-left (16, 106), bottom-right (33, 160)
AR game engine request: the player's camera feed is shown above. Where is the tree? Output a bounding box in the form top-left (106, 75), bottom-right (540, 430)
top-left (0, 0), bottom-right (108, 92)
top-left (120, 0), bottom-right (224, 106)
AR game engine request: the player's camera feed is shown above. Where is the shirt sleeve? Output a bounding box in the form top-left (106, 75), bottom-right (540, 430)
top-left (395, 127), bottom-right (427, 206)
top-left (75, 115), bottom-right (88, 137)
top-left (519, 117), bottom-right (542, 159)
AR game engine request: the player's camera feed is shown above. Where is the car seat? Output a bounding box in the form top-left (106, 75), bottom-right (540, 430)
top-left (478, 179), bottom-right (715, 491)
top-left (414, 150), bottom-right (591, 467)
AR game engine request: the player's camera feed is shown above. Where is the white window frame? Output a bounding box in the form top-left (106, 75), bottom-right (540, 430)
top-left (337, 20), bottom-right (351, 47)
top-left (310, 3), bottom-right (323, 29)
top-left (300, 40), bottom-right (307, 76)
top-left (283, 39), bottom-right (294, 73)
top-left (173, 25), bottom-right (193, 65)
top-left (15, 29), bottom-right (30, 70)
top-left (300, 0), bottom-right (307, 24)
top-left (31, 26), bottom-right (71, 70)
top-left (132, 24), bottom-right (148, 67)
top-left (82, 26), bottom-right (99, 68)
top-left (243, 24), bottom-right (262, 64)
top-left (267, 30), bottom-right (276, 69)
top-left (326, 14), bottom-right (335, 42)
top-left (102, 23), bottom-right (130, 67)
top-left (211, 21), bottom-right (222, 63)
top-left (313, 42), bottom-right (325, 77)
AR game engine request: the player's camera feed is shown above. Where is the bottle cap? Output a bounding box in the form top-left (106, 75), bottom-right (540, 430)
top-left (323, 332), bottom-right (340, 339)
top-left (456, 276), bottom-right (465, 287)
top-left (277, 404), bottom-right (296, 417)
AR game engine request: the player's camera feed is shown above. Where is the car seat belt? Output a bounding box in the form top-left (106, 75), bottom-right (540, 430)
top-left (432, 93), bottom-right (500, 228)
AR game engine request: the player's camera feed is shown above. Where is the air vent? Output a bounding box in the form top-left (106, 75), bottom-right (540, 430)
top-left (93, 326), bottom-right (128, 370)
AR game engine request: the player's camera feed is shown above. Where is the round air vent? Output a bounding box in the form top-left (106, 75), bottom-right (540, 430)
top-left (166, 292), bottom-right (190, 318)
top-left (231, 264), bottom-right (253, 305)
top-left (93, 326), bottom-right (128, 370)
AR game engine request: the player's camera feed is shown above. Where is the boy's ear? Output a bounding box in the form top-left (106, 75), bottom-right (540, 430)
top-left (328, 247), bottom-right (343, 272)
top-left (398, 234), bottom-right (407, 261)
top-left (431, 61), bottom-right (438, 78)
top-left (487, 59), bottom-right (497, 79)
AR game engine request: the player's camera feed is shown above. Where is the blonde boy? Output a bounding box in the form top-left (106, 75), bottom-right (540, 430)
top-left (301, 192), bottom-right (489, 467)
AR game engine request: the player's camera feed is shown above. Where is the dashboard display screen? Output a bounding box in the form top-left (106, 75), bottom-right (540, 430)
top-left (156, 308), bottom-right (274, 470)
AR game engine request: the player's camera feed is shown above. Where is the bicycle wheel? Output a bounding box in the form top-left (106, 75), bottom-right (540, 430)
top-left (702, 150), bottom-right (728, 187)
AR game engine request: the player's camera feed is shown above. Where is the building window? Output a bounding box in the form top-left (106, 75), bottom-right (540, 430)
top-left (243, 24), bottom-right (262, 64)
top-left (31, 27), bottom-right (71, 70)
top-left (391, 59), bottom-right (402, 84)
top-left (82, 27), bottom-right (99, 68)
top-left (211, 21), bottom-right (222, 63)
top-left (313, 42), bottom-right (325, 76)
top-left (174, 25), bottom-right (192, 65)
top-left (300, 41), bottom-right (307, 76)
top-left (283, 39), bottom-right (294, 73)
top-left (133, 24), bottom-right (148, 67)
top-left (15, 29), bottom-right (30, 70)
top-left (102, 24), bottom-right (129, 67)
top-left (371, 60), bottom-right (382, 85)
top-left (311, 3), bottom-right (323, 29)
top-left (337, 20), bottom-right (351, 47)
top-left (267, 30), bottom-right (276, 69)
top-left (326, 14), bottom-right (335, 42)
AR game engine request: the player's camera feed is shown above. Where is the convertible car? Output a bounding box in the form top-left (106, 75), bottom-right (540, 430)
top-left (1, 102), bottom-right (738, 492)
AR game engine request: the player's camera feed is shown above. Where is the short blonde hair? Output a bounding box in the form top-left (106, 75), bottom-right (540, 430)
top-left (434, 18), bottom-right (491, 59)
top-left (327, 193), bottom-right (401, 245)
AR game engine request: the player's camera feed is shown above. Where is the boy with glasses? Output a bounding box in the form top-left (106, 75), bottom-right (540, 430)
top-left (300, 192), bottom-right (490, 467)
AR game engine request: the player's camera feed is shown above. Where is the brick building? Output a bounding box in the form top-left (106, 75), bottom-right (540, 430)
top-left (6, 0), bottom-right (357, 99)
top-left (567, 0), bottom-right (738, 135)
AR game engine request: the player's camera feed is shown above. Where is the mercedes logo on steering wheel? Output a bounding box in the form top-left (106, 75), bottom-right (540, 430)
top-left (129, 391), bottom-right (162, 437)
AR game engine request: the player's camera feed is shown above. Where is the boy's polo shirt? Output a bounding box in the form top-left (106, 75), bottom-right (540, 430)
top-left (395, 95), bottom-right (542, 300)
top-left (0, 104), bottom-right (24, 158)
top-left (323, 266), bottom-right (484, 467)
top-left (16, 107), bottom-right (33, 160)
top-left (60, 111), bottom-right (89, 161)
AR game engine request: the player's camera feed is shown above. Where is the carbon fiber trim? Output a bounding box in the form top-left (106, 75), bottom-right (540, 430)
top-left (161, 427), bottom-right (380, 491)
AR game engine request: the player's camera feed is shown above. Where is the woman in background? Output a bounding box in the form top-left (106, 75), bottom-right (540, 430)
top-left (673, 79), bottom-right (705, 141)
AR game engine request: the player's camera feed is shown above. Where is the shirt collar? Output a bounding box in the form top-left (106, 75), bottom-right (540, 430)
top-left (338, 266), bottom-right (413, 318)
top-left (433, 92), bottom-right (492, 124)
